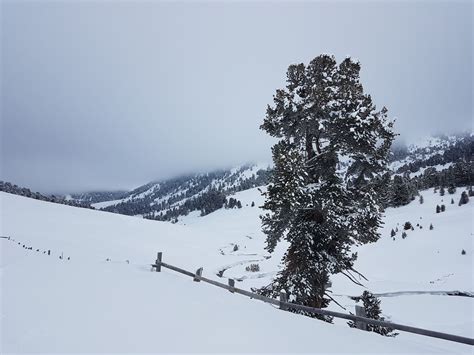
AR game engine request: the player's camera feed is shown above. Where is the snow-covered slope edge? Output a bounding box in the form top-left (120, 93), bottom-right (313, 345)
top-left (1, 191), bottom-right (472, 353)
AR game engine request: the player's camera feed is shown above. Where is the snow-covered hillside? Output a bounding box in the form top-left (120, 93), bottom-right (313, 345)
top-left (1, 189), bottom-right (473, 353)
top-left (389, 133), bottom-right (472, 173)
top-left (87, 163), bottom-right (271, 221)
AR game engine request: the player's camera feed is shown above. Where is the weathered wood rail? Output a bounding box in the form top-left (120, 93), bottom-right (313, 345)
top-left (152, 252), bottom-right (474, 346)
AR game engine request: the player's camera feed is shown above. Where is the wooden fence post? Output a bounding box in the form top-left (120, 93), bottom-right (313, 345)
top-left (279, 291), bottom-right (288, 310)
top-left (194, 267), bottom-right (203, 282)
top-left (355, 305), bottom-right (368, 330)
top-left (156, 252), bottom-right (162, 272)
top-left (228, 278), bottom-right (235, 293)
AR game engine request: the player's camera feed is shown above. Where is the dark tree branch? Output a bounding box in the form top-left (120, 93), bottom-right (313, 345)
top-left (350, 267), bottom-right (369, 282)
top-left (340, 271), bottom-right (365, 287)
top-left (324, 292), bottom-right (347, 311)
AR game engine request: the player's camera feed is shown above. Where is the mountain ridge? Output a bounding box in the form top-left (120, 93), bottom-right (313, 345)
top-left (2, 133), bottom-right (472, 222)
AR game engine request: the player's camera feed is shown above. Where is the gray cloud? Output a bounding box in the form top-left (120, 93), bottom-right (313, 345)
top-left (1, 0), bottom-right (472, 193)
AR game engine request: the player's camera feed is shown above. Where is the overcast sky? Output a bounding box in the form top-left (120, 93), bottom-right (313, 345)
top-left (1, 1), bottom-right (472, 194)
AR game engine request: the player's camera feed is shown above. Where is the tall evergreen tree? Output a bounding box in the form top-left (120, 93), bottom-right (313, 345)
top-left (390, 175), bottom-right (416, 206)
top-left (258, 55), bottom-right (395, 316)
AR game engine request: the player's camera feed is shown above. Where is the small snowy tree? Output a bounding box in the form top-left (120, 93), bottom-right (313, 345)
top-left (349, 291), bottom-right (397, 337)
top-left (459, 191), bottom-right (469, 206)
top-left (447, 184), bottom-right (456, 195)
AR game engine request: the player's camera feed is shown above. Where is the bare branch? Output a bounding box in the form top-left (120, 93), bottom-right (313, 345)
top-left (350, 267), bottom-right (369, 282)
top-left (340, 271), bottom-right (365, 287)
top-left (324, 292), bottom-right (347, 311)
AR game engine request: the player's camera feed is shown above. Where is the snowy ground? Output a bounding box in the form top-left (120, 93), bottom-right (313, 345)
top-left (1, 189), bottom-right (473, 353)
top-left (179, 187), bottom-right (474, 339)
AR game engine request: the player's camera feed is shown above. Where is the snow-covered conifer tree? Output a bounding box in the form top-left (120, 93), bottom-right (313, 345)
top-left (459, 191), bottom-right (469, 205)
top-left (259, 54), bottom-right (395, 317)
top-left (348, 291), bottom-right (397, 337)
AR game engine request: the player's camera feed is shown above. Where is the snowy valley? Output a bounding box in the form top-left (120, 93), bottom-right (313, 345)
top-left (1, 178), bottom-right (473, 352)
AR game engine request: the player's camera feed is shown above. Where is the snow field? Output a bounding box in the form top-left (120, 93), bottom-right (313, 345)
top-left (1, 190), bottom-right (473, 353)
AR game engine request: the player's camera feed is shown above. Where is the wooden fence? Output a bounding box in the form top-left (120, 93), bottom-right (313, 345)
top-left (152, 252), bottom-right (474, 346)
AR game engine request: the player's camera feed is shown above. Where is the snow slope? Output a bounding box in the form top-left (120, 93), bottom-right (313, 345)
top-left (90, 164), bottom-right (271, 213)
top-left (177, 187), bottom-right (474, 340)
top-left (1, 191), bottom-right (473, 353)
top-left (389, 134), bottom-right (469, 172)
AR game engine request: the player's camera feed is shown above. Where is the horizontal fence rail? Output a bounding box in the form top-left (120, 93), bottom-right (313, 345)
top-left (151, 252), bottom-right (474, 346)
